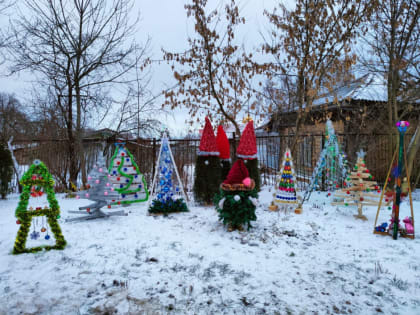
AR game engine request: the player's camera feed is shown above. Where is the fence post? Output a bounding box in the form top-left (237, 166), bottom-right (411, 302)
top-left (152, 138), bottom-right (156, 181)
top-left (231, 132), bottom-right (236, 162)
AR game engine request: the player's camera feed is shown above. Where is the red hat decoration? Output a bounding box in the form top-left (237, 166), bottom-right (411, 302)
top-left (223, 159), bottom-right (251, 185)
top-left (198, 117), bottom-right (220, 156)
top-left (237, 121), bottom-right (257, 159)
top-left (216, 125), bottom-right (230, 160)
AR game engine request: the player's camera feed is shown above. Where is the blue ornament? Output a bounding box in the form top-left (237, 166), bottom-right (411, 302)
top-left (45, 234), bottom-right (50, 240)
top-left (120, 184), bottom-right (123, 188)
top-left (30, 231), bottom-right (40, 240)
top-left (135, 175), bottom-right (138, 178)
top-left (163, 186), bottom-right (170, 193)
top-left (124, 167), bottom-right (127, 171)
top-left (126, 179), bottom-right (129, 183)
top-left (135, 194), bottom-right (138, 198)
top-left (126, 158), bottom-right (130, 162)
top-left (138, 184), bottom-right (142, 188)
top-left (113, 171), bottom-right (117, 174)
top-left (122, 194), bottom-right (126, 198)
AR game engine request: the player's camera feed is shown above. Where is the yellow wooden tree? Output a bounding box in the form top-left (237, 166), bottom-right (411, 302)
top-left (332, 150), bottom-right (382, 220)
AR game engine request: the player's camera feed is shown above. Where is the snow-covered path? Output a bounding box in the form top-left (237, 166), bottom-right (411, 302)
top-left (0, 188), bottom-right (419, 314)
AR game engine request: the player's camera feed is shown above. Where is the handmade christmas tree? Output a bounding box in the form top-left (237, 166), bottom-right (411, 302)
top-left (214, 159), bottom-right (258, 231)
top-left (67, 155), bottom-right (126, 222)
top-left (237, 120), bottom-right (261, 191)
top-left (108, 142), bottom-right (149, 205)
top-left (13, 160), bottom-right (66, 254)
top-left (193, 117), bottom-right (221, 204)
top-left (148, 134), bottom-right (188, 216)
top-left (269, 148), bottom-right (299, 212)
top-left (374, 121), bottom-right (415, 239)
top-left (216, 125), bottom-right (231, 180)
top-left (297, 119), bottom-right (349, 212)
top-left (332, 150), bottom-right (382, 220)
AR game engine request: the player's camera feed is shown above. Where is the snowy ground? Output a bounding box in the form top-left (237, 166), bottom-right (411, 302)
top-left (0, 188), bottom-right (419, 315)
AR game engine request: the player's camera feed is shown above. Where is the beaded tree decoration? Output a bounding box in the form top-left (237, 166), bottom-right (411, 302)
top-left (148, 134), bottom-right (188, 215)
top-left (13, 160), bottom-right (66, 254)
top-left (269, 148), bottom-right (300, 212)
top-left (67, 155), bottom-right (126, 222)
top-left (108, 142), bottom-right (149, 205)
top-left (332, 149), bottom-right (382, 220)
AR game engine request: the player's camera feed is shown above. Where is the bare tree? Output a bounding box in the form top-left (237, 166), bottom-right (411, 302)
top-left (361, 0), bottom-right (419, 183)
top-left (8, 0), bottom-right (151, 188)
top-left (163, 0), bottom-right (266, 136)
top-left (264, 0), bottom-right (375, 153)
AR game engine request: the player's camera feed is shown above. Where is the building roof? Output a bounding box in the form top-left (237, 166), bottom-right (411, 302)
top-left (311, 74), bottom-right (387, 107)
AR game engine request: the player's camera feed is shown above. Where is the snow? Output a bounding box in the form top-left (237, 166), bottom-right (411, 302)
top-left (1, 187), bottom-right (419, 314)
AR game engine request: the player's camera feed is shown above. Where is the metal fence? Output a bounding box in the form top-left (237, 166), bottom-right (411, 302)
top-left (11, 133), bottom-right (419, 192)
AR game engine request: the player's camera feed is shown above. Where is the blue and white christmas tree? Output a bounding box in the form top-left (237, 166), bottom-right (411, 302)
top-left (148, 134), bottom-right (188, 215)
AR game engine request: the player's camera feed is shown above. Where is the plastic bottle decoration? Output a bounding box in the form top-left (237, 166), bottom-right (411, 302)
top-left (148, 133), bottom-right (188, 215)
top-left (108, 141), bottom-right (149, 204)
top-left (270, 148), bottom-right (300, 213)
top-left (13, 159), bottom-right (66, 254)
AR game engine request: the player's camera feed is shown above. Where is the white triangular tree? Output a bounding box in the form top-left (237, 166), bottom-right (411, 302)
top-left (148, 133), bottom-right (188, 215)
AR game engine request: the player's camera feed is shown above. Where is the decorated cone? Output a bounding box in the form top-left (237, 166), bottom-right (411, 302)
top-left (237, 120), bottom-right (260, 191)
top-left (216, 125), bottom-right (231, 180)
top-left (193, 117), bottom-right (221, 204)
top-left (271, 148), bottom-right (299, 212)
top-left (148, 133), bottom-right (188, 216)
top-left (214, 159), bottom-right (258, 231)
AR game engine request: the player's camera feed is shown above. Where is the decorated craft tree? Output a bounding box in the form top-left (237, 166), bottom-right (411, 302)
top-left (149, 134), bottom-right (188, 215)
top-left (237, 120), bottom-right (261, 191)
top-left (269, 148), bottom-right (299, 212)
top-left (108, 142), bottom-right (149, 205)
top-left (67, 155), bottom-right (126, 222)
top-left (193, 117), bottom-right (221, 204)
top-left (296, 119), bottom-right (349, 212)
top-left (332, 149), bottom-right (382, 220)
top-left (216, 125), bottom-right (231, 180)
top-left (374, 121), bottom-right (415, 239)
top-left (214, 159), bottom-right (258, 231)
top-left (13, 160), bottom-right (66, 254)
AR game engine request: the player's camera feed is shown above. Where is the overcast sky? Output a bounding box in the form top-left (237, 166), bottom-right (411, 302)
top-left (0, 0), bottom-right (280, 136)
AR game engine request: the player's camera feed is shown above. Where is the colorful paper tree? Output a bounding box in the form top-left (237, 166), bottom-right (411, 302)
top-left (67, 155), bottom-right (126, 221)
top-left (332, 149), bottom-right (382, 220)
top-left (13, 159), bottom-right (66, 254)
top-left (270, 148), bottom-right (299, 211)
top-left (108, 142), bottom-right (149, 205)
top-left (148, 134), bottom-right (188, 215)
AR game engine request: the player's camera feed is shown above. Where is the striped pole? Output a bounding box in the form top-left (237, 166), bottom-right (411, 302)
top-left (393, 121), bottom-right (409, 240)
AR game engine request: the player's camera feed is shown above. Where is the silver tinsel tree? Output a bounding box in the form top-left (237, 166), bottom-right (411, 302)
top-left (67, 155), bottom-right (126, 222)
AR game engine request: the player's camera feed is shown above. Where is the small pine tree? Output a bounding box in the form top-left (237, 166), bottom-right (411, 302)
top-left (0, 143), bottom-right (14, 199)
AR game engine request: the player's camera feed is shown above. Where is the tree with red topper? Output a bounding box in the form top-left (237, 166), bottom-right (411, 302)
top-left (214, 159), bottom-right (258, 231)
top-left (237, 120), bottom-right (260, 191)
top-left (193, 117), bottom-right (221, 204)
top-left (216, 125), bottom-right (231, 180)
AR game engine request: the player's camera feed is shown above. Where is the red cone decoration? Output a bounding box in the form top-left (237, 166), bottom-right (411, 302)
top-left (237, 121), bottom-right (257, 159)
top-left (198, 117), bottom-right (219, 156)
top-left (216, 125), bottom-right (230, 160)
top-left (223, 159), bottom-right (250, 185)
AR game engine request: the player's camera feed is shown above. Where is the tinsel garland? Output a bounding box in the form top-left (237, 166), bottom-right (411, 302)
top-left (214, 188), bottom-right (258, 230)
top-left (148, 198), bottom-right (188, 216)
top-left (13, 160), bottom-right (66, 255)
